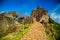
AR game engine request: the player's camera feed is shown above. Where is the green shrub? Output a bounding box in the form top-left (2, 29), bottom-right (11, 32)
top-left (45, 17), bottom-right (60, 40)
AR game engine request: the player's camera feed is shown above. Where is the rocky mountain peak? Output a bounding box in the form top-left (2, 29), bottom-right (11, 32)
top-left (31, 6), bottom-right (49, 23)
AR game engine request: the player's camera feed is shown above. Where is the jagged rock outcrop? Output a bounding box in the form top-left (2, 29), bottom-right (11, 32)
top-left (31, 6), bottom-right (49, 23)
top-left (0, 12), bottom-right (19, 38)
top-left (0, 11), bottom-right (18, 19)
top-left (8, 11), bottom-right (18, 18)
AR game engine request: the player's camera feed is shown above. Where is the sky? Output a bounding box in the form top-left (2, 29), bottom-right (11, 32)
top-left (0, 0), bottom-right (60, 23)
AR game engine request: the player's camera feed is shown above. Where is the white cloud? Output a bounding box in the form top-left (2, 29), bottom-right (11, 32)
top-left (58, 16), bottom-right (60, 20)
top-left (51, 12), bottom-right (57, 19)
top-left (50, 12), bottom-right (60, 23)
top-left (59, 16), bottom-right (60, 18)
top-left (50, 4), bottom-right (60, 23)
top-left (0, 11), bottom-right (5, 13)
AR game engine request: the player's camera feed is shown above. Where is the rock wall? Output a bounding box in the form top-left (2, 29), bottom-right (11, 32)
top-left (31, 6), bottom-right (49, 23)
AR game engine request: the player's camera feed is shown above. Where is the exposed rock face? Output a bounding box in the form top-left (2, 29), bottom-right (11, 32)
top-left (18, 16), bottom-right (33, 24)
top-left (0, 12), bottom-right (19, 37)
top-left (9, 11), bottom-right (18, 18)
top-left (31, 6), bottom-right (49, 23)
top-left (0, 11), bottom-right (18, 19)
top-left (0, 15), bottom-right (8, 37)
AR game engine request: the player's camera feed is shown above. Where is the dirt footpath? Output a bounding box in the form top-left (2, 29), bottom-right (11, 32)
top-left (21, 22), bottom-right (47, 40)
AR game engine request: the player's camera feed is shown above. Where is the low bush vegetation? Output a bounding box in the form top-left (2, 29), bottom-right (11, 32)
top-left (0, 24), bottom-right (32, 40)
top-left (45, 17), bottom-right (60, 40)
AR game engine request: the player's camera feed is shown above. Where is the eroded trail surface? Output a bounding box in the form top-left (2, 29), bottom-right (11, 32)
top-left (21, 21), bottom-right (47, 40)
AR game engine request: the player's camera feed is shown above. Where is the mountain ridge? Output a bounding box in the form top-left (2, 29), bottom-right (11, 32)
top-left (0, 6), bottom-right (60, 40)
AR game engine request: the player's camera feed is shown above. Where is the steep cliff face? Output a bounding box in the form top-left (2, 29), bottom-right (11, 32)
top-left (31, 6), bottom-right (49, 23)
